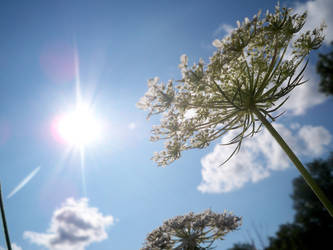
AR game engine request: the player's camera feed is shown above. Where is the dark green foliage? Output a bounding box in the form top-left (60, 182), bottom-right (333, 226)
top-left (267, 153), bottom-right (333, 250)
top-left (317, 42), bottom-right (333, 95)
top-left (265, 223), bottom-right (306, 250)
top-left (292, 154), bottom-right (333, 229)
top-left (229, 153), bottom-right (333, 250)
top-left (227, 243), bottom-right (256, 250)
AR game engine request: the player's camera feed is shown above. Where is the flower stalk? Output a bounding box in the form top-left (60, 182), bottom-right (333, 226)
top-left (138, 3), bottom-right (333, 216)
top-left (253, 109), bottom-right (333, 217)
top-left (0, 183), bottom-right (12, 250)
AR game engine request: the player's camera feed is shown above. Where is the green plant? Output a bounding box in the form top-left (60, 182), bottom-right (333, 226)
top-left (141, 209), bottom-right (241, 250)
top-left (138, 4), bottom-right (333, 216)
top-left (317, 41), bottom-right (333, 96)
top-left (0, 183), bottom-right (12, 250)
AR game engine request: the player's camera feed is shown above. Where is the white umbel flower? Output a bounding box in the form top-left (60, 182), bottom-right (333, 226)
top-left (138, 3), bottom-right (325, 167)
top-left (141, 209), bottom-right (241, 250)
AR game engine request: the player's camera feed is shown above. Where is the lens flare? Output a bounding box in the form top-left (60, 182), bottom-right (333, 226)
top-left (54, 104), bottom-right (102, 147)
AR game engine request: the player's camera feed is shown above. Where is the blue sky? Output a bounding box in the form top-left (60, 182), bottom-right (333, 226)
top-left (0, 0), bottom-right (333, 249)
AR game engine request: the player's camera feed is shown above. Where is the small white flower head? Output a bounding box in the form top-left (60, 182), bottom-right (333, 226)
top-left (138, 3), bottom-right (325, 167)
top-left (141, 209), bottom-right (241, 250)
top-left (212, 39), bottom-right (223, 48)
top-left (179, 54), bottom-right (188, 69)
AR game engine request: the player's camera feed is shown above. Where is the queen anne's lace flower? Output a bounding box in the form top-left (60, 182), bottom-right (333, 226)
top-left (137, 3), bottom-right (326, 166)
top-left (141, 209), bottom-right (241, 250)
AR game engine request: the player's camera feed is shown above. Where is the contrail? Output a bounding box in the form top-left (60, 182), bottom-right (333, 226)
top-left (7, 166), bottom-right (40, 199)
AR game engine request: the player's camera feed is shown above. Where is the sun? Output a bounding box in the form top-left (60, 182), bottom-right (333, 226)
top-left (54, 103), bottom-right (102, 147)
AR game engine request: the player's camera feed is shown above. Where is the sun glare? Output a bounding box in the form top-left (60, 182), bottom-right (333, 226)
top-left (55, 103), bottom-right (102, 147)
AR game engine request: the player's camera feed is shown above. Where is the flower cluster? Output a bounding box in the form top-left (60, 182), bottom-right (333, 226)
top-left (141, 209), bottom-right (241, 250)
top-left (137, 3), bottom-right (326, 166)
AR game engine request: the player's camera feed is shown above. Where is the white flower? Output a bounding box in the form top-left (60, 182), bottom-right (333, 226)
top-left (179, 54), bottom-right (188, 68)
top-left (138, 3), bottom-right (325, 167)
top-left (141, 209), bottom-right (241, 249)
top-left (212, 39), bottom-right (223, 48)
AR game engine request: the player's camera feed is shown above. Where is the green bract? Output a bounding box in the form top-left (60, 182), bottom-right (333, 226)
top-left (137, 4), bottom-right (325, 167)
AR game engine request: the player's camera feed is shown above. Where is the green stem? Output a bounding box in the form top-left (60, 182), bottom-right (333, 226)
top-left (253, 109), bottom-right (333, 217)
top-left (0, 183), bottom-right (12, 250)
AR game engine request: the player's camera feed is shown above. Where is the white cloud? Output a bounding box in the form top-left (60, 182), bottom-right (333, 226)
top-left (294, 0), bottom-right (333, 44)
top-left (283, 64), bottom-right (327, 115)
top-left (24, 198), bottom-right (114, 250)
top-left (284, 0), bottom-right (333, 114)
top-left (198, 123), bottom-right (332, 193)
top-left (298, 125), bottom-right (332, 155)
top-left (290, 122), bottom-right (301, 130)
top-left (0, 243), bottom-right (22, 250)
top-left (273, 0), bottom-right (331, 115)
top-left (213, 23), bottom-right (234, 38)
top-left (12, 244), bottom-right (22, 250)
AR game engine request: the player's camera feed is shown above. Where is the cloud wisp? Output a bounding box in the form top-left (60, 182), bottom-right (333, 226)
top-left (0, 243), bottom-right (22, 250)
top-left (198, 123), bottom-right (332, 193)
top-left (24, 198), bottom-right (114, 250)
top-left (282, 64), bottom-right (327, 115)
top-left (213, 23), bottom-right (234, 38)
top-left (7, 166), bottom-right (40, 199)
